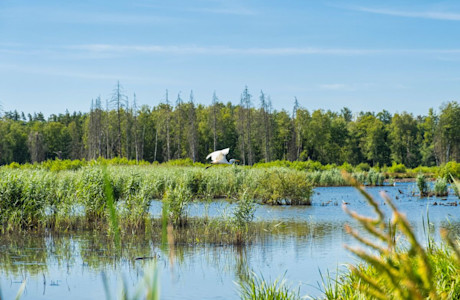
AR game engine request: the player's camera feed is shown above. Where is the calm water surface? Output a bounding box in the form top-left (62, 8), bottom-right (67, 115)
top-left (1, 182), bottom-right (459, 299)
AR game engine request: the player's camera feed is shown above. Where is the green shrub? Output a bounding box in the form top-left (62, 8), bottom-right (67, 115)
top-left (437, 161), bottom-right (460, 179)
top-left (232, 191), bottom-right (256, 229)
top-left (417, 174), bottom-right (429, 197)
top-left (231, 191), bottom-right (256, 244)
top-left (434, 177), bottom-right (448, 197)
top-left (257, 169), bottom-right (313, 205)
top-left (388, 162), bottom-right (407, 173)
top-left (77, 167), bottom-right (107, 221)
top-left (339, 162), bottom-right (354, 173)
top-left (355, 162), bottom-right (370, 172)
top-left (162, 184), bottom-right (192, 227)
top-left (239, 273), bottom-right (300, 300)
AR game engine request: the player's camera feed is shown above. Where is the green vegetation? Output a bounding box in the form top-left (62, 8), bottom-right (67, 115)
top-left (239, 273), bottom-right (300, 300)
top-left (1, 157), bottom-right (410, 232)
top-left (5, 156), bottom-right (459, 232)
top-left (0, 164), bottom-right (316, 231)
top-left (417, 174), bottom-right (429, 197)
top-left (231, 191), bottom-right (256, 244)
top-left (162, 183), bottom-right (192, 227)
top-left (433, 177), bottom-right (449, 197)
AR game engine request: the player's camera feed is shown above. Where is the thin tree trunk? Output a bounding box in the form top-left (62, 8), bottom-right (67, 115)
top-left (154, 128), bottom-right (158, 162)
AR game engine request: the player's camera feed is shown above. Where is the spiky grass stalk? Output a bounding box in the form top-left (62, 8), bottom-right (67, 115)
top-left (417, 174), bottom-right (429, 197)
top-left (433, 177), bottom-right (448, 197)
top-left (239, 272), bottom-right (300, 300)
top-left (231, 190), bottom-right (256, 244)
top-left (451, 175), bottom-right (460, 198)
top-left (103, 166), bottom-right (121, 248)
top-left (341, 171), bottom-right (443, 300)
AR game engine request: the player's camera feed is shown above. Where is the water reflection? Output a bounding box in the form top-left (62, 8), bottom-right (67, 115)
top-left (1, 182), bottom-right (459, 299)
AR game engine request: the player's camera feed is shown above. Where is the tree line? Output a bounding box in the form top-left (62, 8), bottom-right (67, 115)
top-left (0, 84), bottom-right (459, 167)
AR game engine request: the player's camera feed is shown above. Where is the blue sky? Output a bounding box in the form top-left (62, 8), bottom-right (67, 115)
top-left (1, 0), bottom-right (460, 116)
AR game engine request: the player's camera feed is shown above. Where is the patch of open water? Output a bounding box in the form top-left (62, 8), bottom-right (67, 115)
top-left (1, 182), bottom-right (459, 299)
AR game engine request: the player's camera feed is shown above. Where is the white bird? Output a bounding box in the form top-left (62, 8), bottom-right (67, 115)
top-left (205, 148), bottom-right (239, 169)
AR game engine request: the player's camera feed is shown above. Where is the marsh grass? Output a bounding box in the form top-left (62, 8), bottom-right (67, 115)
top-left (0, 163), bottom-right (391, 232)
top-left (306, 169), bottom-right (386, 187)
top-left (239, 272), bottom-right (300, 300)
top-left (417, 173), bottom-right (429, 197)
top-left (162, 184), bottom-right (192, 227)
top-left (433, 177), bottom-right (449, 197)
top-left (103, 165), bottom-right (121, 249)
top-left (230, 191), bottom-right (256, 244)
top-left (0, 165), bottom-right (315, 231)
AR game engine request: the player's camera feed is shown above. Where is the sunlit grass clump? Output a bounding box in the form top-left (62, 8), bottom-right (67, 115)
top-left (417, 173), bottom-right (429, 197)
top-left (239, 273), bottom-right (300, 300)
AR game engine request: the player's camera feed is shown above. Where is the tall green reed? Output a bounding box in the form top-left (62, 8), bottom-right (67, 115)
top-left (239, 272), bottom-right (300, 300)
top-left (434, 177), bottom-right (448, 197)
top-left (417, 173), bottom-right (429, 197)
top-left (162, 184), bottom-right (192, 227)
top-left (231, 191), bottom-right (256, 244)
top-left (102, 166), bottom-right (121, 249)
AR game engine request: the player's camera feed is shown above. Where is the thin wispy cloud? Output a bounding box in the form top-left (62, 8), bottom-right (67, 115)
top-left (4, 44), bottom-right (460, 58)
top-left (319, 84), bottom-right (353, 91)
top-left (352, 6), bottom-right (460, 21)
top-left (67, 44), bottom-right (460, 56)
top-left (186, 0), bottom-right (257, 16)
top-left (67, 44), bottom-right (383, 56)
top-left (0, 6), bottom-right (178, 25)
top-left (188, 7), bottom-right (256, 16)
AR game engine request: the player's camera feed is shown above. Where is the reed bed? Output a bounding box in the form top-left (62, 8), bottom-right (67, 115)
top-left (0, 163), bottom-right (389, 231)
top-left (0, 165), bottom-right (315, 231)
top-left (306, 168), bottom-right (385, 187)
top-left (416, 174), bottom-right (452, 197)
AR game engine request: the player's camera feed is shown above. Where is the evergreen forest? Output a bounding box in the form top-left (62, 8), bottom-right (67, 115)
top-left (1, 84), bottom-right (459, 167)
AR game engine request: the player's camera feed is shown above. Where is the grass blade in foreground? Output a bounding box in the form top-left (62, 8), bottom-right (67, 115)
top-left (239, 272), bottom-right (300, 300)
top-left (341, 172), bottom-right (445, 299)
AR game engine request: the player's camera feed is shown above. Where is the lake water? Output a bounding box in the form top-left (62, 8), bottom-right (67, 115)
top-left (1, 182), bottom-right (459, 299)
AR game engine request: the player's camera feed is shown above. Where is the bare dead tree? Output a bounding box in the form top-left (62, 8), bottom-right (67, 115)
top-left (188, 91), bottom-right (198, 162)
top-left (242, 86), bottom-right (253, 165)
top-left (175, 92), bottom-right (184, 159)
top-left (132, 93), bottom-right (140, 162)
top-left (259, 91), bottom-right (270, 162)
top-left (28, 131), bottom-right (45, 163)
top-left (110, 81), bottom-right (128, 157)
top-left (238, 94), bottom-right (246, 165)
top-left (164, 90), bottom-right (171, 161)
top-left (212, 91), bottom-right (218, 151)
